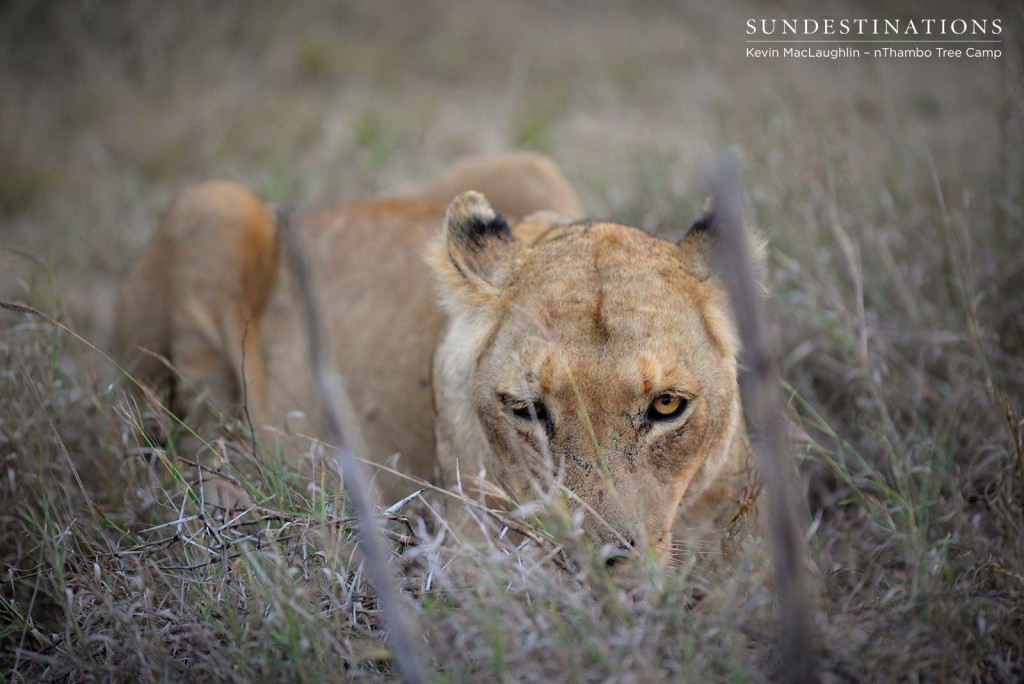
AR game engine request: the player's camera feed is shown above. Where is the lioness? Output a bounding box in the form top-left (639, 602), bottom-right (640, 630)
top-left (115, 152), bottom-right (752, 562)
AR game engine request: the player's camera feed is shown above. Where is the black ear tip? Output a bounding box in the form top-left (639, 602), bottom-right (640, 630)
top-left (689, 211), bottom-right (714, 234)
top-left (446, 191), bottom-right (512, 246)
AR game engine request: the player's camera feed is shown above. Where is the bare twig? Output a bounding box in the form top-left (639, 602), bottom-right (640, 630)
top-left (275, 207), bottom-right (426, 684)
top-left (0, 299), bottom-right (45, 316)
top-left (707, 157), bottom-right (816, 683)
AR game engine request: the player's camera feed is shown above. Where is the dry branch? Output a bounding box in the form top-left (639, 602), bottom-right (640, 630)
top-left (275, 208), bottom-right (426, 684)
top-left (707, 157), bottom-right (816, 683)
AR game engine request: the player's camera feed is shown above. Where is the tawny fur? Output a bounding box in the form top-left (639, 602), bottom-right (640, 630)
top-left (406, 150), bottom-right (583, 221)
top-left (114, 152), bottom-right (754, 559)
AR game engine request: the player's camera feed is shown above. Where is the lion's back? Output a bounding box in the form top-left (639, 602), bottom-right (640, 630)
top-left (258, 199), bottom-right (450, 498)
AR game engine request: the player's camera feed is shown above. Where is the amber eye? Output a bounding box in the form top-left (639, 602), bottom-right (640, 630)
top-left (648, 393), bottom-right (687, 421)
top-left (510, 401), bottom-right (548, 423)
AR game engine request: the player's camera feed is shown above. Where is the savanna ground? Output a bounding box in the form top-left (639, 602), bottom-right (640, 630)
top-left (2, 0), bottom-right (1023, 681)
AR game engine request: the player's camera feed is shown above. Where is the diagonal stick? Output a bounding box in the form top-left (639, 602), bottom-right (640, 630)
top-left (276, 208), bottom-right (425, 684)
top-left (707, 157), bottom-right (815, 683)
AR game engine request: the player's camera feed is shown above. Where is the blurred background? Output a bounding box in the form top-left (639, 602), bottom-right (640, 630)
top-left (1, 0), bottom-right (1019, 341)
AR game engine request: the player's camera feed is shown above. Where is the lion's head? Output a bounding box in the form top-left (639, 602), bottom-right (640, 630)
top-left (428, 191), bottom-right (746, 563)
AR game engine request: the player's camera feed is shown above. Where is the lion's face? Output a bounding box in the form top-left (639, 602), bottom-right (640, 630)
top-left (430, 193), bottom-right (742, 562)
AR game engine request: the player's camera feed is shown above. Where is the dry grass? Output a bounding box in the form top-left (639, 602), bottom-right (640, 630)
top-left (2, 0), bottom-right (1024, 681)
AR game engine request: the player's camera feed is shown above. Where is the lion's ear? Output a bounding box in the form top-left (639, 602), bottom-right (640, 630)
top-left (678, 208), bottom-right (767, 285)
top-left (677, 209), bottom-right (717, 281)
top-left (427, 191), bottom-right (520, 311)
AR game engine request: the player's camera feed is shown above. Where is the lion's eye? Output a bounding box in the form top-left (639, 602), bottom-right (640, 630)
top-left (510, 401), bottom-right (548, 423)
top-left (648, 393), bottom-right (687, 421)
